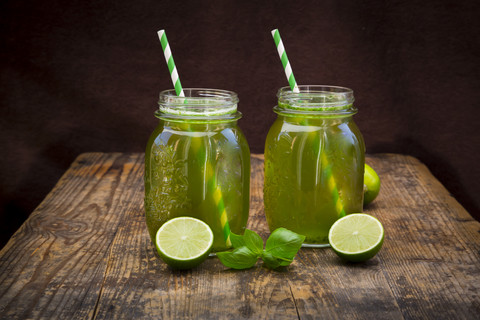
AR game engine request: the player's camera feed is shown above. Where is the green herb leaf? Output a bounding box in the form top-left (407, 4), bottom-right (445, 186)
top-left (217, 246), bottom-right (258, 270)
top-left (229, 232), bottom-right (245, 248)
top-left (264, 228), bottom-right (305, 262)
top-left (217, 228), bottom-right (304, 270)
top-left (244, 229), bottom-right (264, 255)
top-left (262, 250), bottom-right (296, 269)
top-left (261, 251), bottom-right (280, 269)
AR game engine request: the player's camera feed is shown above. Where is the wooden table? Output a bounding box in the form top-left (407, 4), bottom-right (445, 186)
top-left (0, 153), bottom-right (479, 319)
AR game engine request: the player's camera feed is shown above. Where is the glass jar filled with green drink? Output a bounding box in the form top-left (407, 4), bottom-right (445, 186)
top-left (264, 85), bottom-right (365, 247)
top-left (144, 89), bottom-right (250, 252)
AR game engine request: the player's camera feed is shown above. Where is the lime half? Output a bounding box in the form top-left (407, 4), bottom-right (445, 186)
top-left (155, 217), bottom-right (214, 270)
top-left (328, 213), bottom-right (384, 262)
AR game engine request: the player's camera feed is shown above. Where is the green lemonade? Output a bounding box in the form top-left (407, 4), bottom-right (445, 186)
top-left (144, 89), bottom-right (250, 252)
top-left (264, 86), bottom-right (365, 246)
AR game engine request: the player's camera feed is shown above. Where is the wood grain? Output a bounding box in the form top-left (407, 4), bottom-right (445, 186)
top-left (0, 153), bottom-right (479, 319)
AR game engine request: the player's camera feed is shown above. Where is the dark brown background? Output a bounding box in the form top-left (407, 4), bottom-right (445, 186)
top-left (1, 0), bottom-right (479, 248)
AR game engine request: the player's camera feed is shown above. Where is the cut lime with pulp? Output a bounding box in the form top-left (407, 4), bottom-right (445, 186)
top-left (328, 213), bottom-right (384, 262)
top-left (155, 217), bottom-right (214, 270)
top-left (364, 164), bottom-right (381, 205)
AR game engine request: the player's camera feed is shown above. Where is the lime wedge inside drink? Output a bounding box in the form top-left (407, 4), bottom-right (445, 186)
top-left (328, 213), bottom-right (384, 262)
top-left (155, 217), bottom-right (214, 269)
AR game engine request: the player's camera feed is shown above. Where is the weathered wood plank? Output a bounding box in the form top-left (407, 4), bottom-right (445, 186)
top-left (252, 155), bottom-right (405, 320)
top-left (0, 153), bottom-right (145, 319)
top-left (364, 154), bottom-right (480, 319)
top-left (0, 153), bottom-right (479, 320)
top-left (91, 155), bottom-right (299, 320)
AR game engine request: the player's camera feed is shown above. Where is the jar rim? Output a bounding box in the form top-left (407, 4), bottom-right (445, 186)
top-left (157, 88), bottom-right (241, 121)
top-left (159, 88), bottom-right (238, 114)
top-left (276, 85), bottom-right (356, 116)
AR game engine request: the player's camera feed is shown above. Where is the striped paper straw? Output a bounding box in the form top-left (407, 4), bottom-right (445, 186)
top-left (271, 28), bottom-right (345, 219)
top-left (157, 30), bottom-right (184, 97)
top-left (157, 30), bottom-right (232, 247)
top-left (191, 137), bottom-right (232, 247)
top-left (271, 29), bottom-right (299, 93)
top-left (321, 152), bottom-right (346, 218)
top-left (212, 178), bottom-right (232, 246)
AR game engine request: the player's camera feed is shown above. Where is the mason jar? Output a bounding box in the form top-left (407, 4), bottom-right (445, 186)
top-left (264, 85), bottom-right (365, 247)
top-left (144, 88), bottom-right (250, 252)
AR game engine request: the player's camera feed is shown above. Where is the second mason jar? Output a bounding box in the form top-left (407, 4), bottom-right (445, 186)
top-left (264, 85), bottom-right (365, 247)
top-left (144, 89), bottom-right (250, 252)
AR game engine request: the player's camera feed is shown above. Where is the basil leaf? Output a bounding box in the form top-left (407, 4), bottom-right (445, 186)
top-left (264, 228), bottom-right (305, 261)
top-left (261, 251), bottom-right (279, 269)
top-left (244, 229), bottom-right (264, 255)
top-left (262, 251), bottom-right (294, 269)
top-left (217, 246), bottom-right (258, 270)
top-left (278, 256), bottom-right (294, 267)
top-left (229, 232), bottom-right (245, 249)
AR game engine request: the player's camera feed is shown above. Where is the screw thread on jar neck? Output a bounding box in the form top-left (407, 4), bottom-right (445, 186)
top-left (276, 85), bottom-right (357, 116)
top-left (156, 88), bottom-right (241, 122)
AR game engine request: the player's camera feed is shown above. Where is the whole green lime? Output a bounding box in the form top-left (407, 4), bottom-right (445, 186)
top-left (364, 164), bottom-right (381, 205)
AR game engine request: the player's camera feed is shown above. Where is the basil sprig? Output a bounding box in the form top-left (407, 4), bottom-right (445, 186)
top-left (217, 228), bottom-right (305, 270)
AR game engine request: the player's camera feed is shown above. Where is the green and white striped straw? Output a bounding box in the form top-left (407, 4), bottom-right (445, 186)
top-left (156, 30), bottom-right (232, 247)
top-left (322, 153), bottom-right (346, 218)
top-left (157, 30), bottom-right (184, 97)
top-left (271, 29), bottom-right (299, 93)
top-left (271, 28), bottom-right (345, 219)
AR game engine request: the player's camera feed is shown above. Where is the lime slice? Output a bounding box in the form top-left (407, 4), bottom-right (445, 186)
top-left (328, 213), bottom-right (384, 262)
top-left (364, 164), bottom-right (381, 205)
top-left (155, 217), bottom-right (214, 270)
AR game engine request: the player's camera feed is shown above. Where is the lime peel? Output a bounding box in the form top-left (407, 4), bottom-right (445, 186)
top-left (364, 164), bottom-right (381, 205)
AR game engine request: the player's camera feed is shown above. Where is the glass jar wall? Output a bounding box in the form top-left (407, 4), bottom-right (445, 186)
top-left (144, 89), bottom-right (250, 252)
top-left (264, 85), bottom-right (365, 247)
